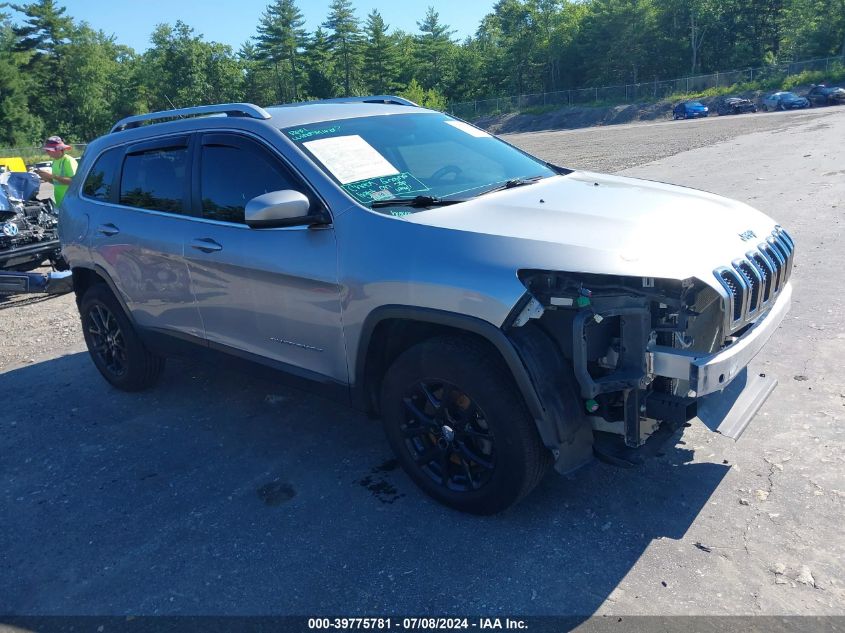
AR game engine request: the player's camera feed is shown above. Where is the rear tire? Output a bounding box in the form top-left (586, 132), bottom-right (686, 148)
top-left (79, 284), bottom-right (164, 391)
top-left (380, 336), bottom-right (552, 514)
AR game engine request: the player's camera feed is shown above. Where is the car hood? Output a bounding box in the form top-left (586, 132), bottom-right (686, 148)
top-left (404, 173), bottom-right (779, 285)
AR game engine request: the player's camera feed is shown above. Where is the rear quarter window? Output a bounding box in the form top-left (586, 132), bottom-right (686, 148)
top-left (82, 147), bottom-right (122, 201)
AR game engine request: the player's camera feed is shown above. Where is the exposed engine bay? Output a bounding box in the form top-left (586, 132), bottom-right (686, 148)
top-left (0, 171), bottom-right (66, 272)
top-left (510, 260), bottom-right (791, 468)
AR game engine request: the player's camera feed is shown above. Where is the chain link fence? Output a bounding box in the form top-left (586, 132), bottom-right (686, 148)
top-left (449, 56), bottom-right (845, 120)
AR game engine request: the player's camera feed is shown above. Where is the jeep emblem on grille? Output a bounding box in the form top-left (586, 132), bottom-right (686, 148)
top-left (739, 229), bottom-right (756, 242)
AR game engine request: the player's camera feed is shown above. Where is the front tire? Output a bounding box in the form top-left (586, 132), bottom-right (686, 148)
top-left (380, 336), bottom-right (552, 514)
top-left (79, 284), bottom-right (165, 391)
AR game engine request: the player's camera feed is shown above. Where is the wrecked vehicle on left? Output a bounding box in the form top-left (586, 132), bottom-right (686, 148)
top-left (0, 171), bottom-right (66, 272)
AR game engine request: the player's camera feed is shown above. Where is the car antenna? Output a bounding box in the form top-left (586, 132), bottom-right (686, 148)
top-left (164, 94), bottom-right (185, 118)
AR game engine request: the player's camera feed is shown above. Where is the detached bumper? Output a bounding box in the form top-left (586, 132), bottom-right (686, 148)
top-left (696, 369), bottom-right (777, 439)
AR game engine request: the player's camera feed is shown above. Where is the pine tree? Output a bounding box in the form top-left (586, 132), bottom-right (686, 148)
top-left (11, 0), bottom-right (73, 133)
top-left (302, 28), bottom-right (335, 99)
top-left (414, 7), bottom-right (456, 91)
top-left (240, 41), bottom-right (278, 106)
top-left (255, 0), bottom-right (308, 102)
top-left (323, 0), bottom-right (362, 96)
top-left (363, 10), bottom-right (400, 94)
top-left (0, 33), bottom-right (43, 144)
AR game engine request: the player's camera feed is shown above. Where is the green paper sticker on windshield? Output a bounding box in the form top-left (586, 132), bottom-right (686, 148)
top-left (286, 125), bottom-right (341, 142)
top-left (343, 172), bottom-right (430, 204)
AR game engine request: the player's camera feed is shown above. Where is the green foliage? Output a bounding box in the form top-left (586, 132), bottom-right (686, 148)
top-left (1, 0), bottom-right (845, 148)
top-left (140, 22), bottom-right (244, 112)
top-left (401, 78), bottom-right (447, 110)
top-left (302, 28), bottom-right (335, 99)
top-left (11, 0), bottom-right (73, 133)
top-left (323, 0), bottom-right (363, 97)
top-left (413, 7), bottom-right (456, 91)
top-left (255, 0), bottom-right (308, 102)
top-left (781, 63), bottom-right (845, 89)
top-left (363, 10), bottom-right (400, 94)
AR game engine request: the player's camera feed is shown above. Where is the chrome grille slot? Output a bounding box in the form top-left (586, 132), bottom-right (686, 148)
top-left (714, 227), bottom-right (794, 332)
top-left (775, 230), bottom-right (794, 278)
top-left (735, 260), bottom-right (762, 314)
top-left (749, 252), bottom-right (774, 303)
top-left (717, 268), bottom-right (744, 323)
top-left (761, 241), bottom-right (785, 292)
top-left (768, 237), bottom-right (791, 285)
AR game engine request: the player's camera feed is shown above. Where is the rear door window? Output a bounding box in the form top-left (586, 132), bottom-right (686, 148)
top-left (119, 143), bottom-right (190, 215)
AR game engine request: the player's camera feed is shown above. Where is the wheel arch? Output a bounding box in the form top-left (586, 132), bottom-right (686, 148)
top-left (353, 306), bottom-right (544, 422)
top-left (71, 265), bottom-right (136, 325)
top-left (352, 306), bottom-right (594, 473)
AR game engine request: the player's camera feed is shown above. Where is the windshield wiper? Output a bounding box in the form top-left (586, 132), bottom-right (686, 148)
top-left (370, 195), bottom-right (462, 209)
top-left (473, 176), bottom-right (545, 198)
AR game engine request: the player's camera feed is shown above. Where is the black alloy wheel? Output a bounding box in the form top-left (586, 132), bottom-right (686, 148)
top-left (400, 380), bottom-right (495, 492)
top-left (380, 336), bottom-right (552, 514)
top-left (86, 303), bottom-right (128, 378)
top-left (79, 284), bottom-right (164, 391)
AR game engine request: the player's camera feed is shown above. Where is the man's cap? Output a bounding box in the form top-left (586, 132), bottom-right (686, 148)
top-left (43, 136), bottom-right (72, 151)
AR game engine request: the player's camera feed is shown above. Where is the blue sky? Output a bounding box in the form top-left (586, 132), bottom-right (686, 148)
top-left (50, 1), bottom-right (496, 53)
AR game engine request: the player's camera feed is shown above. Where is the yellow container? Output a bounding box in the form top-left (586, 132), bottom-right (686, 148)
top-left (0, 157), bottom-right (27, 172)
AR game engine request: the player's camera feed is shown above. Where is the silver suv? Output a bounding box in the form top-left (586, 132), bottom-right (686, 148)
top-left (61, 98), bottom-right (795, 514)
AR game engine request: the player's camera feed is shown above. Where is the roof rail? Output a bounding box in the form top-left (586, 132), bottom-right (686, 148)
top-left (110, 103), bottom-right (272, 133)
top-left (278, 95), bottom-right (420, 108)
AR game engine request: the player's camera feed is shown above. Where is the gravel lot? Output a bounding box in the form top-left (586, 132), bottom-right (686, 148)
top-left (2, 108), bottom-right (843, 617)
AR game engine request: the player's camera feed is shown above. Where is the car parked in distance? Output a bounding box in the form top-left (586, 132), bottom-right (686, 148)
top-left (716, 96), bottom-right (757, 115)
top-left (762, 91), bottom-right (810, 111)
top-left (805, 84), bottom-right (845, 107)
top-left (60, 98), bottom-right (795, 514)
top-left (672, 101), bottom-right (709, 119)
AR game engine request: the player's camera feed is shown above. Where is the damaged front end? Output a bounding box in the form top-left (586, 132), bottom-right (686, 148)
top-left (507, 228), bottom-right (794, 469)
top-left (0, 171), bottom-right (65, 272)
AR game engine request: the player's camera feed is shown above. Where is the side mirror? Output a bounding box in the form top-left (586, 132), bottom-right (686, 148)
top-left (245, 190), bottom-right (326, 228)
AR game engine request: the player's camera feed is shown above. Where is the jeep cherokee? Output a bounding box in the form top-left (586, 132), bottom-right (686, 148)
top-left (60, 98), bottom-right (795, 514)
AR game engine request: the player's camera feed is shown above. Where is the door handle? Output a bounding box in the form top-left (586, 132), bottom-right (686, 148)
top-left (190, 238), bottom-right (223, 253)
top-left (96, 223), bottom-right (120, 237)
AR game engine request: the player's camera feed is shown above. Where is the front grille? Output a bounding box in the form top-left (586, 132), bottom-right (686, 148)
top-left (714, 226), bottom-right (794, 331)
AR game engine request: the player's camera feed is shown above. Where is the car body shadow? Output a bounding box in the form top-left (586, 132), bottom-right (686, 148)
top-left (1, 352), bottom-right (727, 616)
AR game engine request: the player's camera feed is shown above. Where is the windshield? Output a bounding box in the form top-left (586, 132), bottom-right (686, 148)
top-left (283, 113), bottom-right (557, 211)
top-left (780, 92), bottom-right (798, 99)
top-left (688, 102), bottom-right (704, 107)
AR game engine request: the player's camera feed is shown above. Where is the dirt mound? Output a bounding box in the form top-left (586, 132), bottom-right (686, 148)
top-left (473, 88), bottom-right (792, 134)
top-left (474, 101), bottom-right (674, 134)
